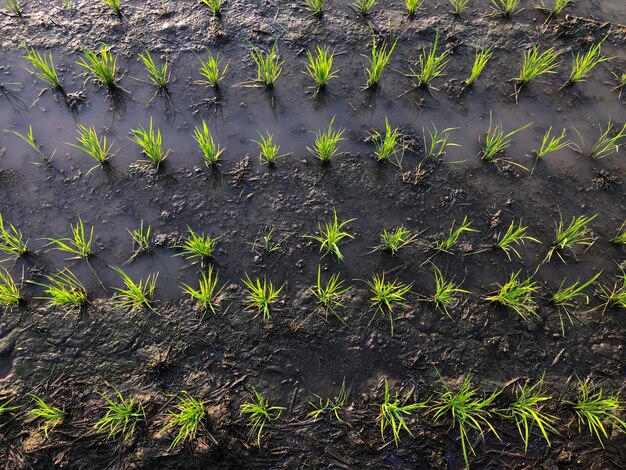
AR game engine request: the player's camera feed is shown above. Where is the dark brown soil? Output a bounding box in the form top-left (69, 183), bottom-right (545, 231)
top-left (0, 0), bottom-right (625, 469)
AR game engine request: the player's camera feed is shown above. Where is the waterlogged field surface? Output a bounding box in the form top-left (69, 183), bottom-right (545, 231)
top-left (0, 0), bottom-right (625, 468)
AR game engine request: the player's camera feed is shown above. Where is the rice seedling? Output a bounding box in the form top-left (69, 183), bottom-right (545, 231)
top-left (194, 120), bottom-right (224, 167)
top-left (45, 217), bottom-right (94, 259)
top-left (307, 117), bottom-right (345, 164)
top-left (304, 46), bottom-right (338, 92)
top-left (450, 0), bottom-right (471, 15)
top-left (310, 265), bottom-right (351, 325)
top-left (485, 270), bottom-right (539, 321)
top-left (363, 37), bottom-right (398, 88)
top-left (254, 131), bottom-right (288, 166)
top-left (405, 0), bottom-right (425, 16)
top-left (611, 223), bottom-right (626, 245)
top-left (3, 0), bottom-right (20, 16)
top-left (481, 113), bottom-right (533, 163)
top-left (0, 268), bottom-right (22, 306)
top-left (61, 0), bottom-right (72, 11)
top-left (138, 50), bottom-right (169, 90)
top-left (378, 378), bottom-right (429, 446)
top-left (242, 274), bottom-right (284, 321)
top-left (545, 213), bottom-right (597, 262)
top-left (305, 209), bottom-right (355, 261)
top-left (430, 264), bottom-right (469, 317)
top-left (127, 220), bottom-right (151, 259)
top-left (8, 125), bottom-right (52, 163)
top-left (77, 46), bottom-right (119, 89)
top-left (101, 0), bottom-right (122, 17)
top-left (129, 118), bottom-right (170, 170)
top-left (163, 392), bottom-right (205, 450)
top-left (432, 216), bottom-right (478, 254)
top-left (308, 380), bottom-right (347, 422)
top-left (464, 47), bottom-right (492, 86)
top-left (34, 268), bottom-right (88, 312)
top-left (181, 265), bottom-right (224, 315)
top-left (612, 71), bottom-right (626, 98)
top-left (589, 121), bottom-right (626, 160)
top-left (507, 374), bottom-right (559, 451)
top-left (366, 273), bottom-right (412, 335)
top-left (370, 118), bottom-right (400, 162)
top-left (531, 127), bottom-right (571, 160)
top-left (408, 30), bottom-right (450, 89)
top-left (491, 0), bottom-right (524, 17)
top-left (494, 220), bottom-right (540, 260)
top-left (251, 226), bottom-right (282, 255)
top-left (567, 378), bottom-right (626, 447)
top-left (249, 41), bottom-right (284, 88)
top-left (598, 271), bottom-right (626, 312)
top-left (538, 0), bottom-right (572, 16)
top-left (303, 0), bottom-right (324, 18)
top-left (197, 53), bottom-right (229, 88)
top-left (110, 266), bottom-right (158, 311)
top-left (29, 395), bottom-right (66, 438)
top-left (94, 386), bottom-right (145, 441)
top-left (423, 124), bottom-right (459, 159)
top-left (374, 226), bottom-right (418, 255)
top-left (515, 45), bottom-right (560, 99)
top-left (354, 0), bottom-right (375, 15)
top-left (0, 397), bottom-right (20, 417)
top-left (240, 388), bottom-right (284, 448)
top-left (201, 0), bottom-right (223, 16)
top-left (565, 38), bottom-right (611, 86)
top-left (174, 227), bottom-right (218, 261)
top-left (430, 375), bottom-right (501, 469)
top-left (68, 124), bottom-right (115, 172)
top-left (0, 213), bottom-right (29, 258)
top-left (22, 45), bottom-right (61, 89)
top-left (551, 272), bottom-right (601, 334)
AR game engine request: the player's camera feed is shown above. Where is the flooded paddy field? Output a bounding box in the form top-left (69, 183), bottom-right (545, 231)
top-left (0, 0), bottom-right (625, 468)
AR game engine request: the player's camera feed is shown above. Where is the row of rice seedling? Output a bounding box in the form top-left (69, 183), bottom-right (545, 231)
top-left (7, 115), bottom-right (625, 171)
top-left (19, 36), bottom-right (622, 99)
top-left (1, 374), bottom-right (623, 467)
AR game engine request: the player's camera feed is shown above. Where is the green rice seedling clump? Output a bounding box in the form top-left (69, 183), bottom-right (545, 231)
top-left (430, 375), bottom-right (501, 468)
top-left (181, 265), bottom-right (224, 316)
top-left (0, 397), bottom-right (20, 417)
top-left (138, 50), bottom-right (169, 90)
top-left (197, 53), bottom-right (229, 87)
top-left (308, 117), bottom-right (345, 163)
top-left (249, 41), bottom-right (284, 88)
top-left (111, 266), bottom-right (158, 311)
top-left (29, 395), bottom-right (66, 438)
top-left (423, 125), bottom-right (459, 159)
top-left (431, 264), bottom-right (469, 317)
top-left (45, 217), bottom-right (94, 259)
top-left (22, 45), bottom-right (61, 89)
top-left (308, 380), bottom-right (347, 422)
top-left (465, 47), bottom-right (492, 86)
top-left (598, 271), bottom-right (626, 312)
top-left (101, 0), bottom-right (122, 17)
top-left (310, 265), bottom-right (351, 325)
top-left (304, 46), bottom-right (338, 91)
top-left (491, 0), bottom-right (524, 17)
top-left (551, 272), bottom-right (601, 334)
top-left (515, 45), bottom-right (560, 99)
top-left (34, 268), bottom-right (88, 312)
top-left (242, 274), bottom-right (283, 321)
top-left (77, 46), bottom-right (119, 89)
top-left (611, 223), bottom-right (626, 245)
top-left (174, 227), bottom-right (218, 261)
top-left (409, 30), bottom-right (450, 89)
top-left (378, 379), bottom-right (428, 446)
top-left (3, 0), bottom-right (21, 15)
top-left (532, 127), bottom-right (571, 160)
top-left (482, 113), bottom-right (532, 163)
top-left (241, 388), bottom-right (284, 448)
top-left (201, 0), bottom-right (224, 16)
top-left (405, 0), bottom-right (425, 16)
top-left (254, 131), bottom-right (288, 166)
top-left (450, 0), bottom-right (471, 15)
top-left (366, 273), bottom-right (412, 335)
top-left (546, 213), bottom-right (597, 262)
top-left (539, 0), bottom-right (572, 16)
top-left (130, 118), bottom-right (170, 170)
top-left (305, 208), bottom-right (355, 261)
top-left (612, 71), bottom-right (626, 98)
top-left (163, 392), bottom-right (206, 449)
top-left (566, 38), bottom-right (611, 86)
top-left (485, 270), bottom-right (539, 321)
top-left (194, 120), bottom-right (224, 166)
top-left (507, 374), bottom-right (559, 451)
top-left (433, 216), bottom-right (478, 254)
top-left (127, 220), bottom-right (151, 261)
top-left (494, 220), bottom-right (540, 260)
top-left (0, 268), bottom-right (22, 306)
top-left (363, 37), bottom-right (398, 88)
top-left (94, 386), bottom-right (145, 441)
top-left (590, 121), bottom-right (626, 160)
top-left (0, 213), bottom-right (29, 258)
top-left (567, 378), bottom-right (626, 447)
top-left (69, 124), bottom-right (114, 172)
top-left (354, 0), bottom-right (375, 15)
top-left (370, 118), bottom-right (400, 162)
top-left (8, 125), bottom-right (51, 163)
top-left (303, 0), bottom-right (324, 18)
top-left (375, 226), bottom-right (418, 255)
